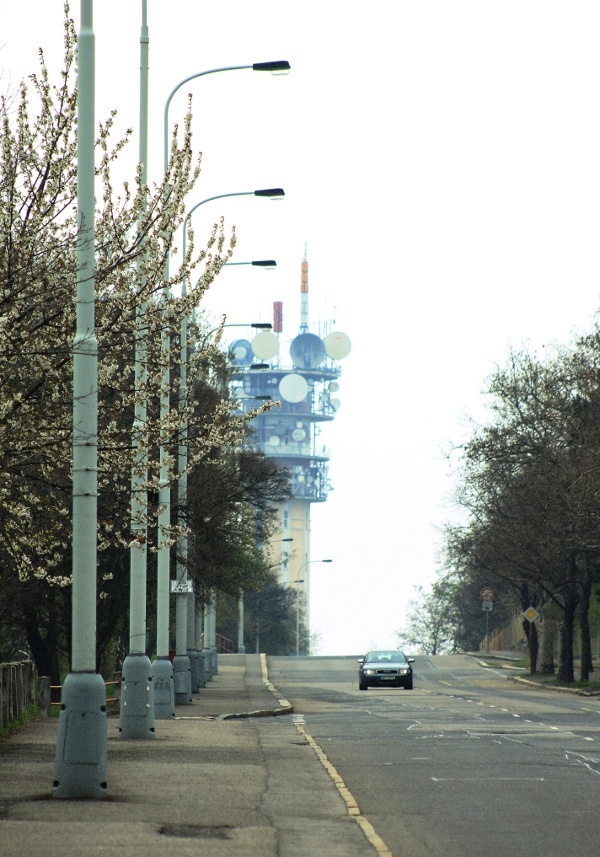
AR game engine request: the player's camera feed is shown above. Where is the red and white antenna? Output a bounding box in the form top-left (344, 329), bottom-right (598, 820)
top-left (300, 243), bottom-right (309, 332)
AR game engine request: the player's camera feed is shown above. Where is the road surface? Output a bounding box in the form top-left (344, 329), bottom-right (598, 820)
top-left (268, 653), bottom-right (600, 857)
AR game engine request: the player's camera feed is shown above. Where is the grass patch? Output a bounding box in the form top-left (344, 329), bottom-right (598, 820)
top-left (0, 704), bottom-right (41, 741)
top-left (555, 679), bottom-right (600, 692)
top-left (521, 674), bottom-right (600, 693)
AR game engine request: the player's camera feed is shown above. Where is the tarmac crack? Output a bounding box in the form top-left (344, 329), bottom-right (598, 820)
top-left (159, 824), bottom-right (233, 839)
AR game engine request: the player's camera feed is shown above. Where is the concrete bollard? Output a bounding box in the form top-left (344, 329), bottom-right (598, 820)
top-left (37, 676), bottom-right (51, 717)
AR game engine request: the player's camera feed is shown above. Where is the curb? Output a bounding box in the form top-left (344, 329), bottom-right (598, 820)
top-left (292, 714), bottom-right (393, 856)
top-left (510, 675), bottom-right (600, 697)
top-left (258, 652), bottom-right (294, 714)
top-left (254, 654), bottom-right (393, 856)
top-left (477, 659), bottom-right (528, 672)
top-left (218, 654), bottom-right (294, 720)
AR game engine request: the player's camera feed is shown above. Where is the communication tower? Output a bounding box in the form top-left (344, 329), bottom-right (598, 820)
top-left (230, 252), bottom-right (351, 648)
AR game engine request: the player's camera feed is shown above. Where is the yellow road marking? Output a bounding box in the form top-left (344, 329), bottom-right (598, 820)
top-left (294, 720), bottom-right (394, 857)
top-left (263, 655), bottom-right (394, 855)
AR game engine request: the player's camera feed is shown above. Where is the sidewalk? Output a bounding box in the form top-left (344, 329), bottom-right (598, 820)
top-left (0, 654), bottom-right (378, 857)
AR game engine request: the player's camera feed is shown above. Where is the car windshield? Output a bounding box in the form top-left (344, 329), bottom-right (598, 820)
top-left (365, 651), bottom-right (407, 664)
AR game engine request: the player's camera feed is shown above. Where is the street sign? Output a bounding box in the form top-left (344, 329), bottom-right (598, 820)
top-left (170, 580), bottom-right (194, 594)
top-left (482, 602), bottom-right (493, 612)
top-left (523, 607), bottom-right (539, 623)
top-left (480, 587), bottom-right (495, 602)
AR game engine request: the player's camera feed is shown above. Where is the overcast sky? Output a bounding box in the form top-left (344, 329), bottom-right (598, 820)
top-left (4, 2), bottom-right (600, 654)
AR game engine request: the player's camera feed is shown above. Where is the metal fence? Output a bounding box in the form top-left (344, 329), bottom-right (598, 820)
top-left (216, 633), bottom-right (235, 654)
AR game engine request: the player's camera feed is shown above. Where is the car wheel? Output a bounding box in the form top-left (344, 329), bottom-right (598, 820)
top-left (404, 678), bottom-right (413, 690)
top-left (359, 680), bottom-right (368, 691)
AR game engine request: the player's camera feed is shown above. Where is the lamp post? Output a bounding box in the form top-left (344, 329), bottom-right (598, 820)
top-left (188, 320), bottom-right (274, 671)
top-left (175, 212), bottom-right (280, 695)
top-left (176, 317), bottom-right (275, 687)
top-left (153, 62), bottom-right (289, 716)
top-left (177, 187), bottom-right (283, 682)
top-left (182, 188), bottom-right (284, 269)
top-left (163, 63), bottom-right (290, 176)
top-left (183, 188), bottom-right (282, 331)
top-left (296, 559), bottom-right (332, 657)
top-left (53, 1), bottom-right (107, 799)
top-left (119, 0), bottom-right (155, 741)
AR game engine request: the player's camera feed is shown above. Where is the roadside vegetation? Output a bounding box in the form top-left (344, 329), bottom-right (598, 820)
top-left (398, 338), bottom-right (600, 684)
top-left (0, 9), bottom-right (296, 681)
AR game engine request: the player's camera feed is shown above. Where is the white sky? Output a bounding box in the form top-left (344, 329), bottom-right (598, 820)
top-left (4, 2), bottom-right (600, 655)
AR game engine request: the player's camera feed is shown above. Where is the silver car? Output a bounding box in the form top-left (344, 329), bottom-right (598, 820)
top-left (358, 649), bottom-right (415, 690)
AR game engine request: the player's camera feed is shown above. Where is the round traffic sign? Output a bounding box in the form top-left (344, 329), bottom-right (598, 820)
top-left (480, 587), bottom-right (495, 602)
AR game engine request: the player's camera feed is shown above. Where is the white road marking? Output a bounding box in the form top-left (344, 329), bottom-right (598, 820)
top-left (432, 777), bottom-right (545, 782)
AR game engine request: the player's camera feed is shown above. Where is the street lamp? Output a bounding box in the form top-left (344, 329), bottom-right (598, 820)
top-left (296, 559), bottom-right (332, 657)
top-left (182, 188), bottom-right (283, 297)
top-left (119, 0), bottom-right (155, 741)
top-left (171, 189), bottom-right (282, 701)
top-left (153, 62), bottom-right (289, 717)
top-left (164, 65), bottom-right (290, 174)
top-left (175, 259), bottom-right (277, 694)
top-left (225, 260), bottom-right (277, 268)
top-left (173, 318), bottom-right (275, 678)
top-left (53, 1), bottom-right (107, 799)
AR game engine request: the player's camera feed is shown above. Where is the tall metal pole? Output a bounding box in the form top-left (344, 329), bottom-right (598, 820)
top-left (237, 591), bottom-right (245, 654)
top-left (151, 257), bottom-right (176, 716)
top-left (295, 559), bottom-right (332, 656)
top-left (53, 0), bottom-right (107, 798)
top-left (178, 189), bottom-right (282, 678)
top-left (119, 0), bottom-right (155, 738)
top-left (154, 62), bottom-right (289, 710)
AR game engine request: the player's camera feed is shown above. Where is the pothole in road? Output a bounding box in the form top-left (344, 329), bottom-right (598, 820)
top-left (159, 825), bottom-right (233, 839)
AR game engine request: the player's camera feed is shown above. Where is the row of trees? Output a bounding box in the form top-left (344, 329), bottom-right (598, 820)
top-left (0, 13), bottom-right (296, 681)
top-left (400, 332), bottom-right (600, 682)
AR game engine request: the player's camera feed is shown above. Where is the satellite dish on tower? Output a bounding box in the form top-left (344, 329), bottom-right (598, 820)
top-left (279, 373), bottom-right (309, 403)
top-left (324, 331), bottom-right (351, 360)
top-left (251, 331), bottom-right (279, 360)
top-left (230, 339), bottom-right (253, 365)
top-left (290, 333), bottom-right (326, 369)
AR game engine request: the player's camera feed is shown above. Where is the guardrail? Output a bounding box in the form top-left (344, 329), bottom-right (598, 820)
top-left (50, 678), bottom-right (121, 710)
top-left (216, 634), bottom-right (235, 654)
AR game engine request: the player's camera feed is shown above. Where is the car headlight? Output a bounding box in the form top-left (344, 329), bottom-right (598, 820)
top-left (364, 669), bottom-right (374, 675)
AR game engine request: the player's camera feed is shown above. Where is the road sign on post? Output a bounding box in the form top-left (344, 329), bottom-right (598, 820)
top-left (523, 607), bottom-right (539, 623)
top-left (480, 588), bottom-right (495, 655)
top-left (170, 580), bottom-right (194, 594)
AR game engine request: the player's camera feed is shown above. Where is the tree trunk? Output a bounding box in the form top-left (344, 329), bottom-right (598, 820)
top-left (539, 613), bottom-right (556, 675)
top-left (23, 606), bottom-right (61, 686)
top-left (579, 573), bottom-right (593, 682)
top-left (519, 583), bottom-right (538, 673)
top-left (523, 617), bottom-right (539, 674)
top-left (557, 596), bottom-right (577, 683)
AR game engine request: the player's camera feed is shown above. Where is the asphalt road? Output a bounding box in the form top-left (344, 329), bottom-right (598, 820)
top-left (267, 653), bottom-right (600, 857)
